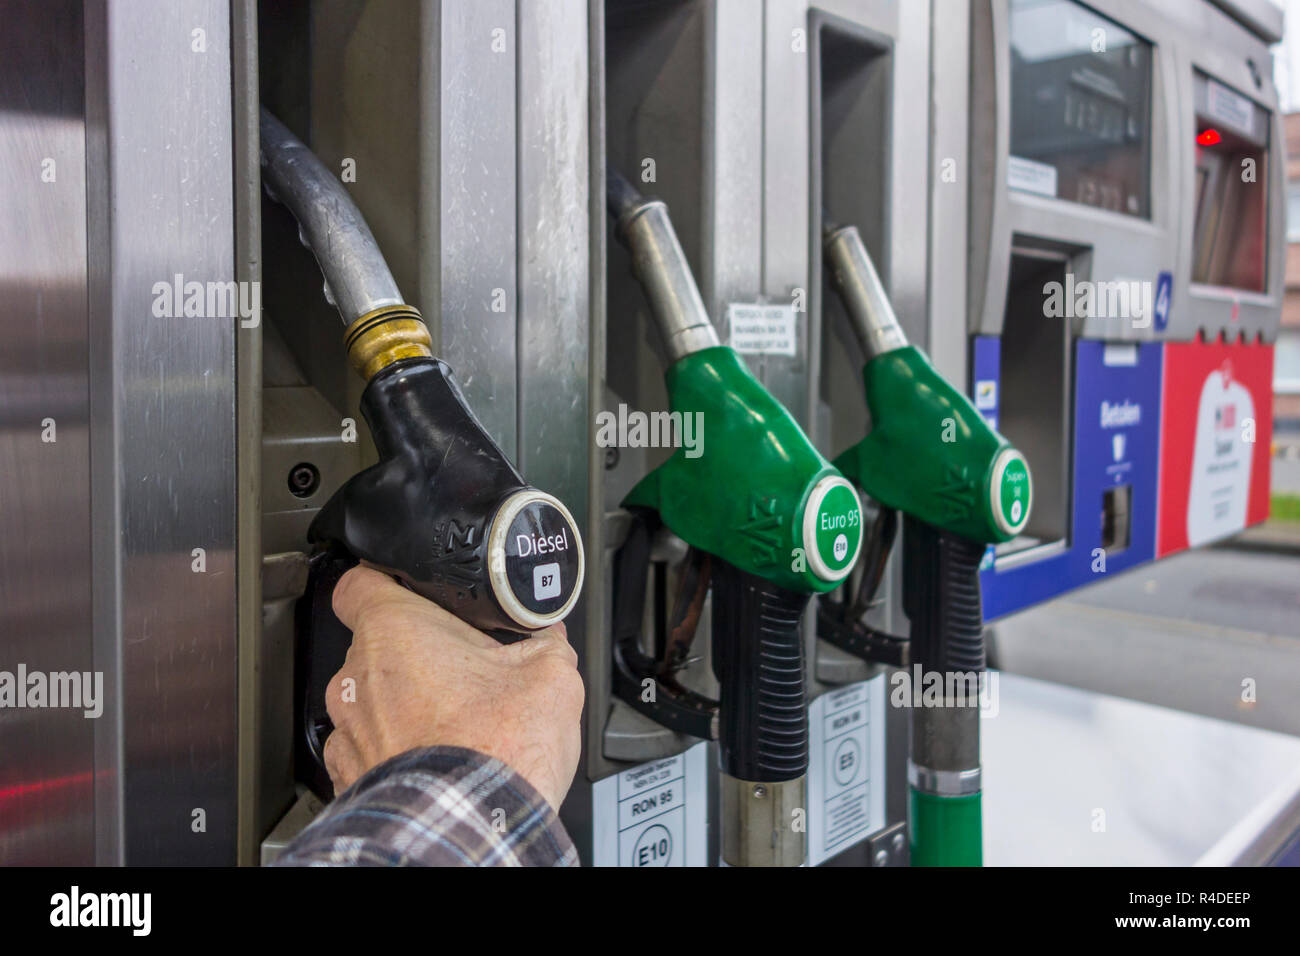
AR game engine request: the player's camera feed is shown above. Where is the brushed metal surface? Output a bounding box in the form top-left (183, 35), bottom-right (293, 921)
top-left (435, 0), bottom-right (520, 456)
top-left (85, 0), bottom-right (239, 865)
top-left (703, 0), bottom-right (763, 344)
top-left (232, 0), bottom-right (266, 866)
top-left (928, 0), bottom-right (971, 387)
top-left (0, 0), bottom-right (94, 866)
top-left (754, 0), bottom-right (810, 421)
top-left (517, 0), bottom-right (595, 858)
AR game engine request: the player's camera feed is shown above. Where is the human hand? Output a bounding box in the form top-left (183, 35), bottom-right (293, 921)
top-left (323, 565), bottom-right (584, 811)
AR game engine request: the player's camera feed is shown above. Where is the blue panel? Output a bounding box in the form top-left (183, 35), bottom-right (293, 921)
top-left (976, 338), bottom-right (1164, 621)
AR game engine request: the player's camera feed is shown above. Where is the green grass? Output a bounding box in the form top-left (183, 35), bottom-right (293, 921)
top-left (1271, 494), bottom-right (1300, 524)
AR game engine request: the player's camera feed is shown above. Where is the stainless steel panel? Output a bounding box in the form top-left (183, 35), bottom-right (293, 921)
top-left (85, 0), bottom-right (239, 865)
top-left (755, 0), bottom-right (811, 421)
top-left (516, 0), bottom-right (594, 856)
top-left (232, 0), bottom-right (265, 867)
top-left (0, 0), bottom-right (94, 866)
top-left (702, 0), bottom-right (763, 356)
top-left (311, 0), bottom-right (520, 452)
top-left (435, 0), bottom-right (520, 455)
top-left (928, 0), bottom-right (971, 386)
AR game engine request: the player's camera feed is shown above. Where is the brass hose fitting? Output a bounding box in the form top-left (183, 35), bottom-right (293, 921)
top-left (343, 305), bottom-right (434, 382)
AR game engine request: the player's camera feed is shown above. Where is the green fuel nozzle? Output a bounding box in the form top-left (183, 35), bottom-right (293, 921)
top-left (608, 172), bottom-right (863, 866)
top-left (824, 224), bottom-right (1031, 544)
top-left (819, 223), bottom-right (1034, 867)
top-left (609, 172), bottom-right (863, 594)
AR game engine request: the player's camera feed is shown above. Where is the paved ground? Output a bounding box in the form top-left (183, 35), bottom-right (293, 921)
top-left (990, 546), bottom-right (1300, 737)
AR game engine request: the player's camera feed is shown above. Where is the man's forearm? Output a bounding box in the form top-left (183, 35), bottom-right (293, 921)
top-left (275, 746), bottom-right (579, 867)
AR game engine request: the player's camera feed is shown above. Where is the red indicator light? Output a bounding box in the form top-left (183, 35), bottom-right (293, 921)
top-left (1197, 128), bottom-right (1221, 146)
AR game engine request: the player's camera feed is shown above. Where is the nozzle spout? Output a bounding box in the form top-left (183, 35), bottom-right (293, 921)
top-left (823, 224), bottom-right (908, 361)
top-left (606, 169), bottom-right (719, 363)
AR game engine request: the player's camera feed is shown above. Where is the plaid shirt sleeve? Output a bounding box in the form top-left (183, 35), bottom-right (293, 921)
top-left (273, 746), bottom-right (579, 867)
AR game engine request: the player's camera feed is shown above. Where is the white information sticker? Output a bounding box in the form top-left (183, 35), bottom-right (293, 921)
top-left (1007, 155), bottom-right (1057, 198)
top-left (727, 302), bottom-right (798, 356)
top-left (1102, 343), bottom-right (1138, 367)
top-left (806, 676), bottom-right (887, 866)
top-left (591, 742), bottom-right (709, 867)
top-left (532, 562), bottom-right (560, 601)
top-left (1205, 79), bottom-right (1255, 138)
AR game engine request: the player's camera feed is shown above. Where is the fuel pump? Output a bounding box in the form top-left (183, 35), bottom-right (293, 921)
top-left (816, 222), bottom-right (1032, 867)
top-left (259, 109), bottom-right (585, 798)
top-left (607, 171), bottom-right (863, 866)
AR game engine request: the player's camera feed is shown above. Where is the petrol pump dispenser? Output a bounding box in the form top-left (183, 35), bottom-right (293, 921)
top-left (816, 222), bottom-right (1032, 866)
top-left (258, 109), bottom-right (585, 796)
top-left (607, 171), bottom-right (864, 866)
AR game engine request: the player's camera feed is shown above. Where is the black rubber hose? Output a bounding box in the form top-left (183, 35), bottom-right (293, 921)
top-left (607, 167), bottom-right (645, 221)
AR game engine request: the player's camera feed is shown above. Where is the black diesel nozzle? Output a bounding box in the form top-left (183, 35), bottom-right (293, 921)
top-left (261, 109), bottom-right (585, 796)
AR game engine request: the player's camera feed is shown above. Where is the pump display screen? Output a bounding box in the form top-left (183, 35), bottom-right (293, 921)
top-left (1007, 0), bottom-right (1152, 218)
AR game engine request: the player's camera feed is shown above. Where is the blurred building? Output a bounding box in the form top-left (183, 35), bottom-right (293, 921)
top-left (1280, 112), bottom-right (1300, 433)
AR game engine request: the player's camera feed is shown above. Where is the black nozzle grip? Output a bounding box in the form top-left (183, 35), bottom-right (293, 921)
top-left (902, 516), bottom-right (986, 675)
top-left (710, 559), bottom-right (809, 783)
top-left (295, 548), bottom-right (358, 798)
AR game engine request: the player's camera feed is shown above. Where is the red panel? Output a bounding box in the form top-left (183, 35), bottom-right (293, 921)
top-left (1157, 337), bottom-right (1274, 557)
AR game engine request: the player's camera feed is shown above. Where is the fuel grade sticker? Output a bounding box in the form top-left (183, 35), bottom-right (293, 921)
top-left (592, 742), bottom-right (709, 867)
top-left (807, 676), bottom-right (886, 866)
top-left (500, 500), bottom-right (580, 616)
top-left (802, 476), bottom-right (863, 583)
